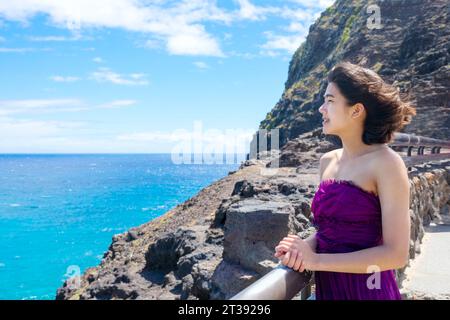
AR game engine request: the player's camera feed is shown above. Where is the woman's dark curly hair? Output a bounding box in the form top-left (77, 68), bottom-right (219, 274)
top-left (327, 62), bottom-right (416, 145)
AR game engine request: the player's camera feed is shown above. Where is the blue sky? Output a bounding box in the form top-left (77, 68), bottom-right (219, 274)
top-left (0, 0), bottom-right (332, 153)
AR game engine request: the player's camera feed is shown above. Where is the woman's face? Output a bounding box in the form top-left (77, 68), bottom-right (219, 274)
top-left (319, 82), bottom-right (358, 135)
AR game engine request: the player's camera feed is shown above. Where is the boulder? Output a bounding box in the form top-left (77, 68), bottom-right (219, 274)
top-left (223, 199), bottom-right (298, 275)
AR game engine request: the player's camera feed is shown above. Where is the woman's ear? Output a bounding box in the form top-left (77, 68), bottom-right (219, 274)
top-left (351, 103), bottom-right (365, 119)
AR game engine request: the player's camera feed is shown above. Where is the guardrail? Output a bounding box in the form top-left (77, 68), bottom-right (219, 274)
top-left (391, 133), bottom-right (450, 169)
top-left (230, 265), bottom-right (312, 300)
top-left (231, 132), bottom-right (450, 300)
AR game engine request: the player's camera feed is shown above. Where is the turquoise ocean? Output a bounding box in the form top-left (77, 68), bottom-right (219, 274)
top-left (0, 154), bottom-right (241, 299)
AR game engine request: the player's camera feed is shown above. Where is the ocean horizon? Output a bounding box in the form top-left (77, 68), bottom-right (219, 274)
top-left (0, 153), bottom-right (242, 300)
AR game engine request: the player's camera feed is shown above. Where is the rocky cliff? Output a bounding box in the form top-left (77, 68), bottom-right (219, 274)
top-left (56, 0), bottom-right (450, 300)
top-left (259, 0), bottom-right (449, 149)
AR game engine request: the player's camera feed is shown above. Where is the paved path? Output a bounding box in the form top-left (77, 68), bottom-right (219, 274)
top-left (401, 215), bottom-right (450, 300)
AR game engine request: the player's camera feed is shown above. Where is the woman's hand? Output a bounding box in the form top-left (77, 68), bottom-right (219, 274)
top-left (274, 234), bottom-right (319, 272)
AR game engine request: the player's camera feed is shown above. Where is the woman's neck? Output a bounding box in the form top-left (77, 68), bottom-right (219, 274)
top-left (340, 138), bottom-right (387, 160)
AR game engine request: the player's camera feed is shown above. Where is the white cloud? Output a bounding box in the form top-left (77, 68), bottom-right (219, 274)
top-left (0, 99), bottom-right (81, 109)
top-left (50, 75), bottom-right (80, 82)
top-left (287, 0), bottom-right (335, 9)
top-left (0, 118), bottom-right (136, 152)
top-left (116, 125), bottom-right (254, 156)
top-left (0, 98), bottom-right (137, 114)
top-left (90, 67), bottom-right (149, 86)
top-left (117, 128), bottom-right (254, 147)
top-left (143, 38), bottom-right (163, 50)
top-left (28, 34), bottom-right (83, 41)
top-left (0, 119), bottom-right (251, 153)
top-left (0, 0), bottom-right (229, 57)
top-left (235, 0), bottom-right (274, 21)
top-left (92, 56), bottom-right (103, 63)
top-left (118, 121), bottom-right (255, 145)
top-left (260, 31), bottom-right (306, 56)
top-left (0, 116), bottom-right (255, 153)
top-left (0, 116), bottom-right (100, 153)
top-left (0, 117), bottom-right (85, 138)
top-left (228, 50), bottom-right (257, 59)
top-left (0, 99), bottom-right (84, 116)
top-left (0, 46), bottom-right (53, 53)
top-left (97, 100), bottom-right (137, 109)
top-left (277, 7), bottom-right (317, 22)
top-left (193, 61), bottom-right (209, 69)
top-left (0, 0), bottom-right (326, 58)
top-left (234, 1), bottom-right (326, 23)
top-left (118, 131), bottom-right (188, 142)
top-left (0, 47), bottom-right (35, 53)
top-left (257, 3), bottom-right (330, 56)
top-left (166, 24), bottom-right (224, 57)
top-left (284, 21), bottom-right (309, 33)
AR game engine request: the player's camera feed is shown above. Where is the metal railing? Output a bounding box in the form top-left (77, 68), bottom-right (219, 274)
top-left (231, 132), bottom-right (450, 300)
top-left (230, 265), bottom-right (312, 300)
top-left (391, 133), bottom-right (450, 169)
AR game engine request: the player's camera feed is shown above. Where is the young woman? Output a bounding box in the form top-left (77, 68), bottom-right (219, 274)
top-left (274, 62), bottom-right (416, 300)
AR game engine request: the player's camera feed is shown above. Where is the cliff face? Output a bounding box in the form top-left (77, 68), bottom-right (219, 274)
top-left (260, 0), bottom-right (449, 148)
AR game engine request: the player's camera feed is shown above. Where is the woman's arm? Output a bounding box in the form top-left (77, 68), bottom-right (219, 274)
top-left (315, 245), bottom-right (407, 274)
top-left (276, 152), bottom-right (411, 273)
top-left (304, 231), bottom-right (317, 252)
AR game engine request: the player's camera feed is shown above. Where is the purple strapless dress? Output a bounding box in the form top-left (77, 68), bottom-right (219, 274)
top-left (310, 179), bottom-right (402, 300)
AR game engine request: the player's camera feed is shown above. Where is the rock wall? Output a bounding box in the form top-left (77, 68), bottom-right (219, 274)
top-left (397, 164), bottom-right (450, 295)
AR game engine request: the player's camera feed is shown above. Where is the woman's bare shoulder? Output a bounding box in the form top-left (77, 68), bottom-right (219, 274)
top-left (372, 146), bottom-right (404, 166)
top-left (320, 148), bottom-right (342, 162)
top-left (371, 147), bottom-right (408, 182)
top-left (319, 148), bottom-right (342, 179)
